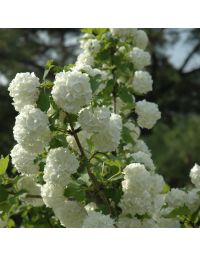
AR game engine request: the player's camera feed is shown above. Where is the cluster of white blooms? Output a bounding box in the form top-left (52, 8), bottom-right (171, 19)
top-left (10, 144), bottom-right (39, 175)
top-left (41, 182), bottom-right (65, 208)
top-left (165, 188), bottom-right (187, 208)
top-left (134, 30), bottom-right (149, 50)
top-left (132, 71), bottom-right (153, 94)
top-left (130, 151), bottom-right (155, 171)
top-left (17, 176), bottom-right (43, 206)
top-left (40, 146), bottom-right (87, 227)
top-left (43, 147), bottom-right (79, 187)
top-left (190, 164), bottom-right (200, 188)
top-left (135, 100), bottom-right (161, 129)
top-left (52, 71), bottom-right (92, 114)
top-left (124, 121), bottom-right (140, 141)
top-left (80, 38), bottom-right (100, 54)
top-left (129, 47), bottom-right (151, 70)
top-left (54, 200), bottom-right (87, 228)
top-left (119, 163), bottom-right (164, 217)
top-left (8, 72), bottom-right (40, 112)
top-left (78, 106), bottom-right (122, 152)
top-left (110, 28), bottom-right (138, 39)
top-left (13, 105), bottom-right (51, 153)
top-left (82, 211), bottom-right (115, 228)
top-left (133, 139), bottom-right (152, 156)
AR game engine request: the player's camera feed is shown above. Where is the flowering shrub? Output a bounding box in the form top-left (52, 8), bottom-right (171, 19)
top-left (0, 28), bottom-right (200, 228)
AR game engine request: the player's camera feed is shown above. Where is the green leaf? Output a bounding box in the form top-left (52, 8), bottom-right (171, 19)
top-left (90, 75), bottom-right (101, 93)
top-left (167, 205), bottom-right (191, 218)
top-left (0, 155), bottom-right (9, 175)
top-left (36, 89), bottom-right (50, 112)
top-left (64, 182), bottom-right (86, 202)
top-left (43, 59), bottom-right (55, 80)
top-left (121, 126), bottom-right (134, 144)
top-left (118, 87), bottom-right (133, 105)
top-left (104, 159), bottom-right (122, 168)
top-left (0, 184), bottom-right (9, 202)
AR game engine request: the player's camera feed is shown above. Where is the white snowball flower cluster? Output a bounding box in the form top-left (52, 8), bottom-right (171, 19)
top-left (52, 71), bottom-right (92, 114)
top-left (17, 176), bottom-right (43, 206)
top-left (78, 106), bottom-right (122, 152)
top-left (10, 144), bottom-right (39, 175)
top-left (8, 72), bottom-right (40, 112)
top-left (132, 71), bottom-right (153, 94)
top-left (43, 147), bottom-right (79, 187)
top-left (110, 28), bottom-right (138, 39)
top-left (124, 121), bottom-right (140, 141)
top-left (80, 38), bottom-right (100, 54)
top-left (41, 182), bottom-right (65, 208)
top-left (134, 30), bottom-right (149, 50)
top-left (135, 100), bottom-right (161, 129)
top-left (54, 200), bottom-right (87, 228)
top-left (133, 139), bottom-right (152, 156)
top-left (82, 211), bottom-right (115, 228)
top-left (190, 164), bottom-right (200, 188)
top-left (13, 105), bottom-right (51, 153)
top-left (129, 47), bottom-right (151, 70)
top-left (119, 163), bottom-right (164, 217)
top-left (165, 188), bottom-right (187, 208)
top-left (130, 151), bottom-right (155, 171)
top-left (76, 51), bottom-right (94, 66)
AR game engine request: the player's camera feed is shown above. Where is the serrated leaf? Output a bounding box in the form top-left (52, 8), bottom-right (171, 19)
top-left (0, 155), bottom-right (9, 175)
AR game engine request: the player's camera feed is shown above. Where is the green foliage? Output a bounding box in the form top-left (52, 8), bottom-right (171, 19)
top-left (0, 155), bottom-right (9, 175)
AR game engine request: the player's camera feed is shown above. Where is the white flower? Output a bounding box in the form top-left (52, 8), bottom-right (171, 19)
top-left (54, 200), bottom-right (86, 228)
top-left (124, 121), bottom-right (141, 141)
top-left (190, 164), bottom-right (200, 188)
top-left (13, 105), bottom-right (51, 153)
top-left (110, 28), bottom-right (137, 39)
top-left (135, 100), bottom-right (161, 129)
top-left (156, 217), bottom-right (180, 228)
top-left (130, 151), bottom-right (155, 171)
top-left (186, 188), bottom-right (200, 212)
top-left (85, 202), bottom-right (97, 212)
top-left (120, 163), bottom-right (153, 216)
top-left (129, 47), bottom-right (151, 70)
top-left (92, 113), bottom-right (122, 152)
top-left (166, 188), bottom-right (187, 208)
top-left (66, 130), bottom-right (90, 155)
top-left (82, 211), bottom-right (114, 228)
top-left (44, 147), bottom-right (79, 187)
top-left (76, 51), bottom-right (94, 66)
top-left (52, 71), bottom-right (92, 114)
top-left (41, 182), bottom-right (65, 208)
top-left (8, 72), bottom-right (40, 112)
top-left (80, 39), bottom-right (100, 54)
top-left (17, 176), bottom-right (43, 206)
top-left (133, 139), bottom-right (151, 156)
top-left (78, 106), bottom-right (111, 133)
top-left (142, 218), bottom-right (156, 228)
top-left (10, 144), bottom-right (39, 175)
top-left (117, 216), bottom-right (142, 228)
top-left (132, 71), bottom-right (153, 94)
top-left (134, 30), bottom-right (149, 50)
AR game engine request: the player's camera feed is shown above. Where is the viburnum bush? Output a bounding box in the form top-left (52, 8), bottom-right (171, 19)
top-left (1, 28), bottom-right (200, 228)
